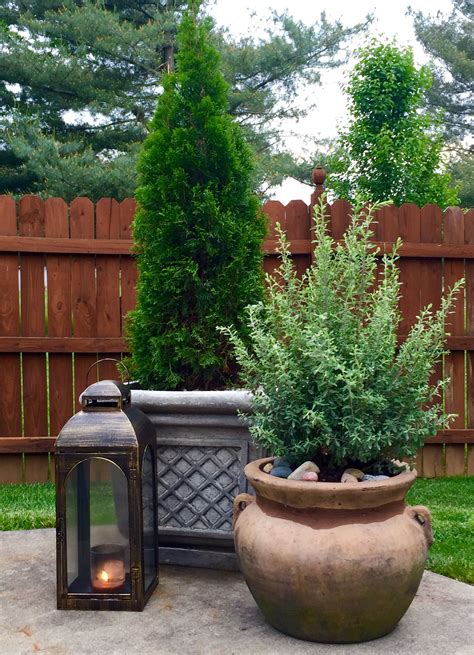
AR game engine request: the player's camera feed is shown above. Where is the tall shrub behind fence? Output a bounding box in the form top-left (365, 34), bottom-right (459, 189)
top-left (0, 190), bottom-right (473, 481)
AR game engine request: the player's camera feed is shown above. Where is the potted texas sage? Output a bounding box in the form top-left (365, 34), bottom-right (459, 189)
top-left (222, 198), bottom-right (463, 643)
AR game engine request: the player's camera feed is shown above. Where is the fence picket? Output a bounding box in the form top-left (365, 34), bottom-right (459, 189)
top-left (419, 205), bottom-right (444, 477)
top-left (398, 204), bottom-right (423, 472)
top-left (465, 208), bottom-right (474, 474)
top-left (19, 197), bottom-right (49, 483)
top-left (119, 198), bottom-right (137, 337)
top-left (444, 207), bottom-right (466, 475)
top-left (96, 198), bottom-right (122, 381)
top-left (70, 198), bottom-right (98, 411)
top-left (45, 197), bottom-right (72, 483)
top-left (398, 204), bottom-right (421, 334)
top-left (262, 200), bottom-right (286, 278)
top-left (0, 197), bottom-right (22, 483)
top-left (329, 199), bottom-right (352, 240)
top-left (285, 200), bottom-right (311, 278)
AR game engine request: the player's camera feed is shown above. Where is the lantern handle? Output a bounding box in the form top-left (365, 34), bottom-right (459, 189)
top-left (85, 358), bottom-right (131, 385)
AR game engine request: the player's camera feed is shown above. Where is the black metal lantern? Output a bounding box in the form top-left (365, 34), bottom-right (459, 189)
top-left (55, 380), bottom-right (158, 611)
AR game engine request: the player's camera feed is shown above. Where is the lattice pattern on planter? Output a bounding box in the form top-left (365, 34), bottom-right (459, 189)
top-left (157, 445), bottom-right (243, 532)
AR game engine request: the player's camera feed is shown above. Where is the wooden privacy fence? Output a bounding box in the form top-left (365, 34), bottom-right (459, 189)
top-left (0, 188), bottom-right (473, 482)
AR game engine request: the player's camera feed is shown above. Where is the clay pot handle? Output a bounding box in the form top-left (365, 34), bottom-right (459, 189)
top-left (405, 505), bottom-right (433, 548)
top-left (233, 493), bottom-right (255, 529)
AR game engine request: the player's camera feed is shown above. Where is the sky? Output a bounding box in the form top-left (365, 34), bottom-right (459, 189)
top-left (209, 0), bottom-right (454, 202)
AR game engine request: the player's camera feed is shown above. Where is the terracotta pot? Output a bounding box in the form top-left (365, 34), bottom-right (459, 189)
top-left (233, 457), bottom-right (433, 644)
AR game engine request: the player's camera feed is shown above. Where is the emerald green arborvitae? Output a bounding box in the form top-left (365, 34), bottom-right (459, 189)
top-left (127, 4), bottom-right (266, 391)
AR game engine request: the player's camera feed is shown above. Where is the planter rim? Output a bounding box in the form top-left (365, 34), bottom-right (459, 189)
top-left (244, 457), bottom-right (417, 510)
top-left (131, 389), bottom-right (252, 415)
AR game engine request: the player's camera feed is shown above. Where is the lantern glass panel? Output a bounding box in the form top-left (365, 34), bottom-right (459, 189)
top-left (142, 446), bottom-right (157, 592)
top-left (65, 457), bottom-right (131, 594)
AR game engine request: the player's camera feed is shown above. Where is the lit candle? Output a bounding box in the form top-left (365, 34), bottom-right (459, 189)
top-left (91, 544), bottom-right (126, 592)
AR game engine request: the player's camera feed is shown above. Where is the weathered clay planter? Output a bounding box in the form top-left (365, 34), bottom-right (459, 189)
top-left (233, 457), bottom-right (433, 643)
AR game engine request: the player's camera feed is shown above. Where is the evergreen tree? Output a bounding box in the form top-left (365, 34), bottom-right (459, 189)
top-left (127, 2), bottom-right (266, 390)
top-left (411, 0), bottom-right (473, 141)
top-left (327, 41), bottom-right (459, 207)
top-left (410, 1), bottom-right (473, 207)
top-left (0, 1), bottom-right (366, 200)
top-left (450, 151), bottom-right (474, 208)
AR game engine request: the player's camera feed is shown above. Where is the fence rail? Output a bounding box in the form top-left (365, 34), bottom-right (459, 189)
top-left (0, 191), bottom-right (473, 482)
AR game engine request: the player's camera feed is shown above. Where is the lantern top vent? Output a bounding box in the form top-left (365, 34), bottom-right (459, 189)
top-left (80, 380), bottom-right (131, 411)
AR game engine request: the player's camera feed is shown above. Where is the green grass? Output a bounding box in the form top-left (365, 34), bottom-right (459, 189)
top-left (407, 476), bottom-right (474, 585)
top-left (1, 478), bottom-right (472, 584)
top-left (0, 483), bottom-right (55, 531)
top-left (0, 482), bottom-right (117, 530)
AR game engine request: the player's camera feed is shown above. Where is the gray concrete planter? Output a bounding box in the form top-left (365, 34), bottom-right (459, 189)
top-left (131, 390), bottom-right (261, 571)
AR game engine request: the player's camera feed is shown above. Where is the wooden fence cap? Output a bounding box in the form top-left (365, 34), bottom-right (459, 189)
top-left (312, 167), bottom-right (326, 186)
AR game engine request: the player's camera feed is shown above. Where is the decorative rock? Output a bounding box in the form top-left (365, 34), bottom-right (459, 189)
top-left (273, 457), bottom-right (292, 469)
top-left (343, 468), bottom-right (364, 481)
top-left (288, 461), bottom-right (320, 481)
top-left (270, 466), bottom-right (293, 479)
top-left (392, 459), bottom-right (411, 472)
top-left (362, 474), bottom-right (390, 482)
top-left (341, 471), bottom-right (359, 484)
top-left (263, 462), bottom-right (274, 474)
top-left (301, 471), bottom-right (319, 482)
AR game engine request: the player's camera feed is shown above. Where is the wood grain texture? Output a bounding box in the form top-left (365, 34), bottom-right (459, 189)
top-left (0, 235), bottom-right (133, 254)
top-left (3, 235), bottom-right (474, 258)
top-left (263, 239), bottom-right (312, 254)
top-left (19, 196), bottom-right (48, 481)
top-left (96, 199), bottom-right (121, 338)
top-left (119, 199), bottom-right (137, 337)
top-left (262, 201), bottom-right (285, 278)
top-left (0, 196), bottom-right (22, 482)
top-left (0, 455), bottom-right (24, 483)
top-left (70, 197), bottom-right (98, 411)
top-left (425, 429), bottom-right (474, 444)
top-left (421, 445), bottom-right (444, 479)
top-left (119, 197), bottom-right (135, 240)
top-left (373, 204), bottom-right (400, 290)
top-left (465, 208), bottom-right (474, 474)
top-left (374, 205), bottom-right (399, 242)
top-left (329, 199), bottom-right (352, 241)
top-left (0, 336), bottom-right (126, 352)
top-left (96, 200), bottom-right (123, 388)
top-left (98, 356), bottom-right (121, 382)
top-left (444, 207), bottom-right (466, 475)
top-left (285, 200), bottom-right (311, 278)
top-left (467, 446), bottom-right (474, 477)
top-left (399, 213), bottom-right (424, 475)
top-left (74, 353), bottom-right (99, 412)
top-left (45, 198), bottom-right (71, 336)
top-left (419, 205), bottom-right (444, 477)
top-left (70, 198), bottom-right (96, 337)
top-left (45, 198), bottom-right (73, 440)
top-left (24, 454), bottom-right (52, 483)
top-left (376, 205), bottom-right (425, 471)
top-left (398, 204), bottom-right (421, 335)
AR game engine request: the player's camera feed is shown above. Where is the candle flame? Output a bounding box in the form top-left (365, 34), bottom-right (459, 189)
top-left (99, 570), bottom-right (109, 582)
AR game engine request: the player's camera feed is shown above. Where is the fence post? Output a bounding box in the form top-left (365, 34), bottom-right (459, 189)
top-left (310, 167), bottom-right (326, 262)
top-left (310, 166), bottom-right (326, 206)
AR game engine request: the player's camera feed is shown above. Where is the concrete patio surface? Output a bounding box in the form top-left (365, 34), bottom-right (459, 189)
top-left (0, 529), bottom-right (472, 655)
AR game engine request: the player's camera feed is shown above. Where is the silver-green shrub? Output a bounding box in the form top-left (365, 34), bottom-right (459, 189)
top-left (222, 199), bottom-right (463, 467)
